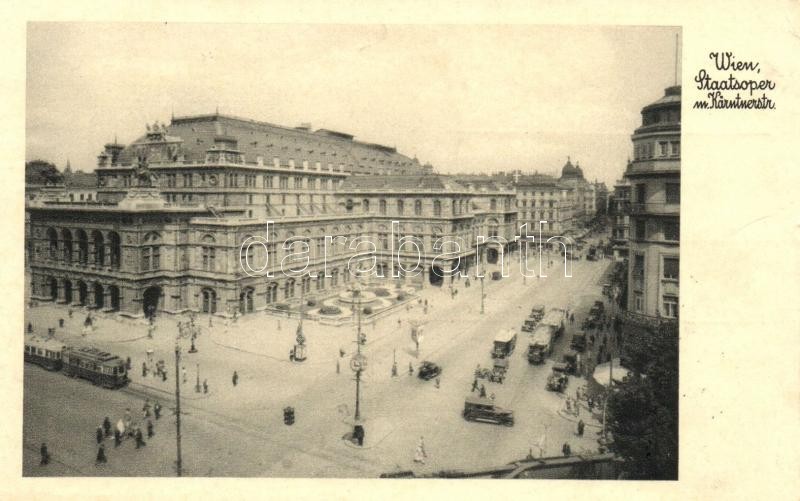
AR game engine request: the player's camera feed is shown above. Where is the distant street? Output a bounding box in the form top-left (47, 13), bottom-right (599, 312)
top-left (25, 243), bottom-right (614, 477)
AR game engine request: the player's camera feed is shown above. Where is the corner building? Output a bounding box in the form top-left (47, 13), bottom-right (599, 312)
top-left (623, 86), bottom-right (680, 320)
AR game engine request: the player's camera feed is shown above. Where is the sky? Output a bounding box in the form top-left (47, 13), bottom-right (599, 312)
top-left (26, 23), bottom-right (680, 186)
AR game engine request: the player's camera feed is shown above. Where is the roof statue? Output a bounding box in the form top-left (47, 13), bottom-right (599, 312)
top-left (135, 156), bottom-right (156, 188)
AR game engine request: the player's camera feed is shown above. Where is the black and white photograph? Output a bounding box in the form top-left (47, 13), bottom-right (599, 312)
top-left (5, 5), bottom-right (799, 499)
top-left (22, 23), bottom-right (681, 479)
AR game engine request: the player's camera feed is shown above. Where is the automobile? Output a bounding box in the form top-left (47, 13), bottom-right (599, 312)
top-left (521, 319), bottom-right (537, 333)
top-left (489, 357), bottom-right (509, 383)
top-left (417, 361), bottom-right (442, 380)
top-left (462, 396), bottom-right (514, 426)
top-left (529, 305), bottom-right (546, 321)
top-left (570, 332), bottom-right (586, 352)
top-left (491, 271), bottom-right (503, 281)
top-left (546, 371), bottom-right (568, 392)
top-left (593, 300), bottom-right (605, 313)
top-left (562, 351), bottom-right (579, 375)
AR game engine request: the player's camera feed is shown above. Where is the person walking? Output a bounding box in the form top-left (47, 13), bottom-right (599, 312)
top-left (95, 443), bottom-right (107, 465)
top-left (103, 417), bottom-right (112, 438)
top-left (154, 401), bottom-right (162, 420)
top-left (147, 420), bottom-right (154, 439)
top-left (434, 377), bottom-right (440, 389)
top-left (413, 436), bottom-right (427, 464)
top-left (96, 426), bottom-right (104, 445)
top-left (114, 428), bottom-right (121, 448)
top-left (562, 442), bottom-right (571, 456)
top-left (40, 443), bottom-right (50, 466)
top-left (408, 362), bottom-right (413, 376)
top-left (126, 357), bottom-right (132, 370)
top-left (232, 371), bottom-right (239, 387)
top-left (135, 427), bottom-right (146, 449)
top-left (471, 378), bottom-right (478, 393)
top-left (479, 384), bottom-right (487, 398)
top-left (142, 361), bottom-right (148, 377)
top-left (203, 379), bottom-right (208, 394)
top-left (577, 419), bottom-right (585, 437)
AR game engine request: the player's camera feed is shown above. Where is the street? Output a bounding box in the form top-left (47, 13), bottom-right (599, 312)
top-left (24, 247), bottom-right (614, 477)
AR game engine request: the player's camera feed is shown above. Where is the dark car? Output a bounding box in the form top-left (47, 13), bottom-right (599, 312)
top-left (462, 396), bottom-right (514, 426)
top-left (417, 361), bottom-right (442, 380)
top-left (570, 332), bottom-right (586, 352)
top-left (546, 372), bottom-right (568, 392)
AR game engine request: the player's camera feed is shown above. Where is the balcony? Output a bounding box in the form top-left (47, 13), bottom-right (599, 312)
top-left (629, 202), bottom-right (679, 215)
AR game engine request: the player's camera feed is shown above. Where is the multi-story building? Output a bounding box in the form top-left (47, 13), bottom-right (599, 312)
top-left (623, 85), bottom-right (680, 321)
top-left (610, 177), bottom-right (631, 261)
top-left (25, 113), bottom-right (515, 318)
top-left (511, 174), bottom-right (574, 245)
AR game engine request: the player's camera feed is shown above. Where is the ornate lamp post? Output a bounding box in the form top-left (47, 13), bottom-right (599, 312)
top-left (348, 281), bottom-right (368, 447)
top-left (174, 342), bottom-right (182, 476)
top-left (294, 274), bottom-right (307, 362)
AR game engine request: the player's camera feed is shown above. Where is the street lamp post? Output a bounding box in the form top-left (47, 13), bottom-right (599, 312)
top-left (174, 343), bottom-right (182, 477)
top-left (354, 285), bottom-right (363, 421)
top-left (480, 275), bottom-right (485, 315)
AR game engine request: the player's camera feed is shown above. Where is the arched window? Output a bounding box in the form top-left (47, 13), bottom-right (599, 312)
top-left (46, 228), bottom-right (58, 259)
top-left (201, 288), bottom-right (217, 313)
top-left (414, 199), bottom-right (422, 216)
top-left (265, 282), bottom-right (278, 304)
top-left (284, 278), bottom-right (296, 299)
top-left (76, 229), bottom-right (88, 265)
top-left (362, 199), bottom-right (370, 213)
top-left (62, 229), bottom-right (73, 263)
top-left (108, 232), bottom-right (121, 269)
top-left (141, 232), bottom-right (160, 271)
top-left (433, 200), bottom-right (442, 217)
top-left (92, 230), bottom-right (105, 266)
top-left (379, 199), bottom-right (387, 215)
top-left (201, 234), bottom-right (216, 272)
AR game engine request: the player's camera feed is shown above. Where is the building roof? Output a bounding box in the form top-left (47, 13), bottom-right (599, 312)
top-left (339, 174), bottom-right (465, 192)
top-left (114, 114), bottom-right (423, 174)
top-left (642, 85), bottom-right (681, 111)
top-left (560, 157), bottom-right (584, 179)
top-left (64, 171), bottom-right (97, 189)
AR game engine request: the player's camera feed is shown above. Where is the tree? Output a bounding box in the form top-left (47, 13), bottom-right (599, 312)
top-left (607, 322), bottom-right (678, 479)
top-left (25, 160), bottom-right (63, 185)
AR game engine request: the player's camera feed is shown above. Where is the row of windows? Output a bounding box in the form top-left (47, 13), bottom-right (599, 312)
top-left (634, 140), bottom-right (680, 161)
top-left (634, 183), bottom-right (680, 204)
top-left (634, 219), bottom-right (679, 241)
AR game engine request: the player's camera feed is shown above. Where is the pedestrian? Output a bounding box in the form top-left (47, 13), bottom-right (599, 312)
top-left (289, 349), bottom-right (295, 362)
top-left (339, 348), bottom-right (345, 358)
top-left (142, 362), bottom-right (148, 377)
top-left (570, 313), bottom-right (575, 324)
top-left (336, 359), bottom-right (340, 374)
top-left (434, 377), bottom-right (440, 389)
top-left (114, 428), bottom-right (121, 448)
top-left (96, 443), bottom-right (107, 465)
top-left (562, 442), bottom-right (571, 456)
top-left (471, 378), bottom-right (478, 392)
top-left (147, 420), bottom-right (154, 439)
top-left (203, 379), bottom-right (208, 394)
top-left (232, 371), bottom-right (238, 386)
top-left (479, 384), bottom-right (487, 398)
top-left (103, 417), bottom-right (112, 437)
top-left (162, 369), bottom-right (167, 382)
top-left (135, 427), bottom-right (146, 449)
top-left (96, 426), bottom-right (104, 444)
top-left (27, 322), bottom-right (33, 333)
top-left (413, 436), bottom-right (427, 464)
top-left (40, 443), bottom-right (50, 466)
top-left (143, 399), bottom-right (151, 418)
top-left (182, 366), bottom-right (187, 384)
top-left (154, 401), bottom-right (162, 420)
top-left (587, 397), bottom-right (594, 411)
top-left (408, 362), bottom-right (413, 376)
top-left (490, 392), bottom-right (496, 402)
top-left (126, 357), bottom-right (131, 370)
top-left (577, 419), bottom-right (585, 437)
top-left (68, 308), bottom-right (74, 318)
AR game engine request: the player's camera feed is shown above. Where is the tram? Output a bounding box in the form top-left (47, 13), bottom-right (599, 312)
top-left (62, 346), bottom-right (129, 389)
top-left (24, 335), bottom-right (65, 371)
